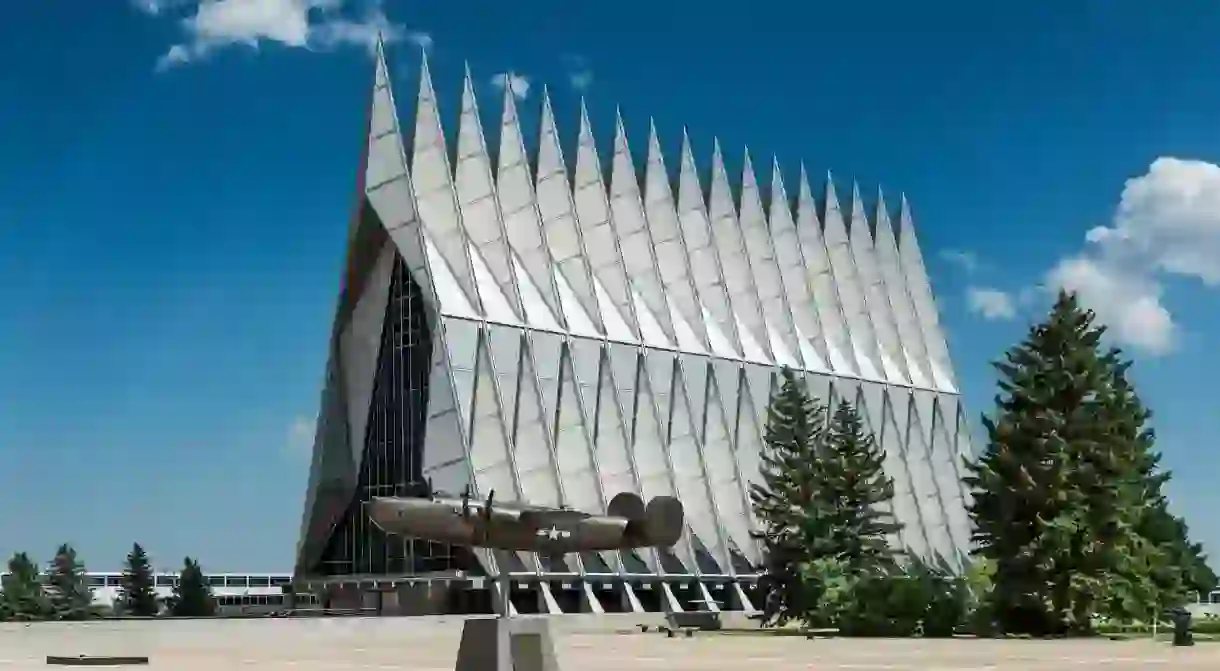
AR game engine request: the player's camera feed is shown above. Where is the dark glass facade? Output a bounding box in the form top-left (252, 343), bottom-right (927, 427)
top-left (309, 255), bottom-right (478, 577)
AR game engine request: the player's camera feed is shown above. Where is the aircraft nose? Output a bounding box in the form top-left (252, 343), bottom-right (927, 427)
top-left (366, 496), bottom-right (433, 534)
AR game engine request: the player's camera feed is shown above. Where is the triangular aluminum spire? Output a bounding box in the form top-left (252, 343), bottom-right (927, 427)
top-left (535, 90), bottom-right (606, 337)
top-left (606, 111), bottom-right (677, 348)
top-left (453, 66), bottom-right (525, 323)
top-left (847, 181), bottom-right (909, 385)
top-left (570, 101), bottom-right (642, 342)
top-left (409, 50), bottom-right (485, 317)
top-left (821, 174), bottom-right (884, 381)
top-left (793, 166), bottom-right (855, 376)
top-left (299, 43), bottom-right (492, 575)
top-left (873, 188), bottom-right (934, 390)
top-left (766, 160), bottom-right (832, 373)
top-left (495, 77), bottom-right (568, 331)
top-left (642, 120), bottom-right (712, 354)
top-left (674, 130), bottom-right (744, 360)
top-left (737, 150), bottom-right (805, 370)
top-left (897, 195), bottom-right (958, 393)
top-left (707, 140), bottom-right (773, 364)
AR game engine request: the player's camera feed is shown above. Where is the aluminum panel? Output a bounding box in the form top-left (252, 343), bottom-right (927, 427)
top-left (738, 154), bottom-right (806, 370)
top-left (768, 164), bottom-right (832, 372)
top-left (707, 143), bottom-right (773, 364)
top-left (514, 337), bottom-right (564, 507)
top-left (795, 170), bottom-right (856, 376)
top-left (607, 115), bottom-right (677, 347)
top-left (572, 104), bottom-right (641, 341)
top-left (675, 135), bottom-right (743, 360)
top-left (453, 74), bottom-right (524, 322)
top-left (897, 197), bottom-right (958, 393)
top-left (821, 179), bottom-right (884, 381)
top-left (847, 185), bottom-right (909, 385)
top-left (410, 63), bottom-right (483, 316)
top-left (537, 95), bottom-right (606, 335)
top-left (873, 194), bottom-right (934, 390)
top-left (496, 88), bottom-right (567, 331)
top-left (643, 126), bottom-right (711, 352)
top-left (338, 243), bottom-right (396, 472)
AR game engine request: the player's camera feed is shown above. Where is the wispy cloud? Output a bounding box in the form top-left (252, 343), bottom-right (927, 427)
top-left (404, 30), bottom-right (432, 51)
top-left (562, 54), bottom-right (593, 91)
top-left (286, 414), bottom-right (315, 459)
top-left (135, 0), bottom-right (418, 71)
top-left (966, 286), bottom-right (1017, 321)
top-left (940, 248), bottom-right (982, 274)
top-left (490, 72), bottom-right (531, 100)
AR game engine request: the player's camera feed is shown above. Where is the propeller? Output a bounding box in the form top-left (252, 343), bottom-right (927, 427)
top-left (481, 490), bottom-right (495, 526)
top-left (460, 485), bottom-right (473, 520)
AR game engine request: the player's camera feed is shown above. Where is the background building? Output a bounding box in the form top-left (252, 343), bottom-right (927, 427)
top-left (294, 41), bottom-right (974, 616)
top-left (84, 572), bottom-right (302, 615)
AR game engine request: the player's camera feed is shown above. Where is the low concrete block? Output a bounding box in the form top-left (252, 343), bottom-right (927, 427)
top-left (46, 656), bottom-right (149, 666)
top-left (454, 616), bottom-right (559, 671)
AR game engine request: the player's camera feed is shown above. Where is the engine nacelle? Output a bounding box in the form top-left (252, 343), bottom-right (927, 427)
top-left (608, 492), bottom-right (685, 548)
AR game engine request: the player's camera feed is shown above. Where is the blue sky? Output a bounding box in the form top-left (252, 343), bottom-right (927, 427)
top-left (1, 0), bottom-right (1218, 574)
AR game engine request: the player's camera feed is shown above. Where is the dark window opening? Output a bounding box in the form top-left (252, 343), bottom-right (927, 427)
top-left (311, 248), bottom-right (470, 578)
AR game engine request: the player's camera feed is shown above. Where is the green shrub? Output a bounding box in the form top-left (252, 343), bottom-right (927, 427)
top-left (829, 557), bottom-right (970, 638)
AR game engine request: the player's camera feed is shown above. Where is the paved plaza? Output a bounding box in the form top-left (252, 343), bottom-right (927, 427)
top-left (2, 615), bottom-right (1218, 670)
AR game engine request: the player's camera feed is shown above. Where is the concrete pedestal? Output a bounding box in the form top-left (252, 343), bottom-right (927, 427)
top-left (454, 616), bottom-right (560, 671)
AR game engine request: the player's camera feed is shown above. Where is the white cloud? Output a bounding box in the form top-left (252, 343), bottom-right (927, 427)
top-left (940, 248), bottom-right (981, 274)
top-left (286, 414), bottom-right (315, 458)
top-left (490, 72), bottom-right (530, 100)
top-left (1047, 255), bottom-right (1175, 354)
top-left (1045, 157), bottom-right (1220, 355)
top-left (966, 286), bottom-right (1017, 321)
top-left (139, 0), bottom-right (414, 71)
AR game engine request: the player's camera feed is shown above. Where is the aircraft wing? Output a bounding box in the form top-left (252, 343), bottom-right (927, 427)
top-left (518, 509), bottom-right (592, 527)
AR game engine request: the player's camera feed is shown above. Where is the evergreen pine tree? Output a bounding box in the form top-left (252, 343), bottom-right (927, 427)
top-left (0, 552), bottom-right (48, 621)
top-left (964, 291), bottom-right (1160, 635)
top-left (45, 544), bottom-right (97, 621)
top-left (819, 399), bottom-right (902, 570)
top-left (1100, 363), bottom-right (1218, 607)
top-left (168, 557), bottom-right (215, 617)
top-left (118, 543), bottom-right (159, 617)
top-left (750, 368), bottom-right (828, 627)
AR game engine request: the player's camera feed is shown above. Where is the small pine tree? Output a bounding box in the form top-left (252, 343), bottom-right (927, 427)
top-left (118, 543), bottom-right (159, 617)
top-left (750, 368), bottom-right (828, 627)
top-left (168, 557), bottom-right (215, 617)
top-left (819, 400), bottom-right (902, 570)
top-left (0, 552), bottom-right (48, 621)
top-left (45, 544), bottom-right (97, 621)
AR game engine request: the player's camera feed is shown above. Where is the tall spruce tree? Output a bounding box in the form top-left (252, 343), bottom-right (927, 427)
top-left (118, 543), bottom-right (159, 617)
top-left (750, 369), bottom-right (828, 627)
top-left (965, 291), bottom-right (1165, 635)
top-left (46, 544), bottom-right (96, 621)
top-left (819, 399), bottom-right (902, 570)
top-left (168, 557), bottom-right (215, 617)
top-left (0, 552), bottom-right (48, 621)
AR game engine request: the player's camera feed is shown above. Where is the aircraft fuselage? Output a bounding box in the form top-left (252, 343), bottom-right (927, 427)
top-left (365, 493), bottom-right (683, 552)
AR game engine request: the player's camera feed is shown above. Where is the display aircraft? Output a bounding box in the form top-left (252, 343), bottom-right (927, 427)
top-left (365, 482), bottom-right (684, 552)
